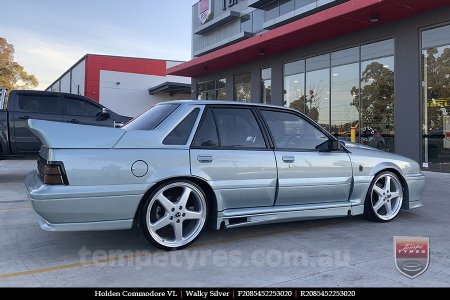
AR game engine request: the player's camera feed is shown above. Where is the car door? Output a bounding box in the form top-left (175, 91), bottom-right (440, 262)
top-left (12, 93), bottom-right (63, 153)
top-left (62, 96), bottom-right (113, 127)
top-left (190, 106), bottom-right (278, 210)
top-left (259, 108), bottom-right (352, 206)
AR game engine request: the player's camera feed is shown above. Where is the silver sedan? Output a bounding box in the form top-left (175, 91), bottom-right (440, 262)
top-left (25, 101), bottom-right (426, 250)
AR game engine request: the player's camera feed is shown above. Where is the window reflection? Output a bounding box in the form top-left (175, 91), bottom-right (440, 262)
top-left (284, 73), bottom-right (305, 113)
top-left (234, 72), bottom-right (252, 102)
top-left (306, 68), bottom-right (330, 131)
top-left (197, 78), bottom-right (227, 100)
top-left (330, 63), bottom-right (359, 139)
top-left (422, 27), bottom-right (450, 170)
top-left (261, 67), bottom-right (272, 104)
top-left (282, 39), bottom-right (395, 152)
top-left (358, 56), bottom-right (395, 151)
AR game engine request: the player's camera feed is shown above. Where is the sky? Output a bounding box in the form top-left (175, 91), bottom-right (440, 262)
top-left (0, 0), bottom-right (198, 90)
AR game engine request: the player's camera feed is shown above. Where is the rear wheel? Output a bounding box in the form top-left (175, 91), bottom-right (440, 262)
top-left (364, 171), bottom-right (403, 222)
top-left (140, 180), bottom-right (208, 250)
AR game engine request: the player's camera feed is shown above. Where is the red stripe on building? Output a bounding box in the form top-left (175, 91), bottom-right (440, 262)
top-left (84, 55), bottom-right (167, 101)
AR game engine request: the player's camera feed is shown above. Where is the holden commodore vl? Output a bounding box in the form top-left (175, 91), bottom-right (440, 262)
top-left (24, 101), bottom-right (426, 250)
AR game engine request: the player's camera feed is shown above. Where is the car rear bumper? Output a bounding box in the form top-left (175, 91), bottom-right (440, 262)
top-left (24, 171), bottom-right (143, 231)
top-left (404, 173), bottom-right (426, 209)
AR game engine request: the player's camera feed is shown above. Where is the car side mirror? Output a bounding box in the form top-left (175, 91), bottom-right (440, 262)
top-left (316, 140), bottom-right (341, 152)
top-left (97, 107), bottom-right (111, 120)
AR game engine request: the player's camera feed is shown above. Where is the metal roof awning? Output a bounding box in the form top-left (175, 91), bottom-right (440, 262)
top-left (168, 0), bottom-right (450, 78)
top-left (148, 82), bottom-right (191, 96)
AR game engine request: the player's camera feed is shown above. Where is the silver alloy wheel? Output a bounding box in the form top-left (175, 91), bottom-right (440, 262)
top-left (146, 182), bottom-right (207, 248)
top-left (370, 173), bottom-right (403, 221)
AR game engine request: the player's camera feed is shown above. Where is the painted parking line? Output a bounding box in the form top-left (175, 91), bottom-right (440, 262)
top-left (0, 206), bottom-right (31, 212)
top-left (0, 227), bottom-right (298, 280)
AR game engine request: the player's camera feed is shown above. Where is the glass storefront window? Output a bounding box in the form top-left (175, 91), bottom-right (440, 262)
top-left (359, 56), bottom-right (395, 152)
top-left (422, 24), bottom-right (450, 170)
top-left (261, 67), bottom-right (272, 104)
top-left (234, 72), bottom-right (252, 102)
top-left (197, 78), bottom-right (227, 100)
top-left (361, 39), bottom-right (394, 61)
top-left (330, 63), bottom-right (360, 140)
top-left (284, 73), bottom-right (305, 112)
top-left (283, 39), bottom-right (395, 151)
top-left (306, 68), bottom-right (330, 131)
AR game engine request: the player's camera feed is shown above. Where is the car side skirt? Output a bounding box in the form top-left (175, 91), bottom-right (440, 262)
top-left (215, 202), bottom-right (360, 230)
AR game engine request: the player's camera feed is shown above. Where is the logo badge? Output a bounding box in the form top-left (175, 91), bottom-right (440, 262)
top-left (198, 0), bottom-right (213, 25)
top-left (394, 236), bottom-right (429, 278)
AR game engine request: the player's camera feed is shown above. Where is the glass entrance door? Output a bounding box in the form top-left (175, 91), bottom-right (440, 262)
top-left (422, 24), bottom-right (450, 171)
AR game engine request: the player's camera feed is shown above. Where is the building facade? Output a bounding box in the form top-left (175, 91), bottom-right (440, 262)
top-left (168, 0), bottom-right (450, 171)
top-left (47, 55), bottom-right (191, 117)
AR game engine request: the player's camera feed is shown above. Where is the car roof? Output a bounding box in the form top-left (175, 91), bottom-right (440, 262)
top-left (161, 100), bottom-right (298, 112)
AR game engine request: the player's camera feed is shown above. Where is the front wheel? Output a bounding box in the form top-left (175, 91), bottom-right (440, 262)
top-left (140, 180), bottom-right (208, 250)
top-left (364, 171), bottom-right (403, 222)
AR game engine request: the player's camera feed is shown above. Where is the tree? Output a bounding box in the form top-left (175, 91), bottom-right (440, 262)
top-left (0, 37), bottom-right (38, 92)
top-left (350, 62), bottom-right (395, 130)
top-left (423, 47), bottom-right (450, 132)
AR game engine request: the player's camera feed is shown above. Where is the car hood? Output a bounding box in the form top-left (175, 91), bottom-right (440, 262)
top-left (27, 119), bottom-right (125, 149)
top-left (340, 141), bottom-right (381, 151)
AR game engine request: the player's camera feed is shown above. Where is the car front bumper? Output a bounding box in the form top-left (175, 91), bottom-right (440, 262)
top-left (24, 171), bottom-right (144, 231)
top-left (404, 173), bottom-right (426, 209)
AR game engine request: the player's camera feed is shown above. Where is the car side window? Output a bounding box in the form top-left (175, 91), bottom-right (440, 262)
top-left (193, 109), bottom-right (219, 148)
top-left (18, 95), bottom-right (59, 114)
top-left (163, 108), bottom-right (200, 145)
top-left (213, 108), bottom-right (266, 149)
top-left (64, 97), bottom-right (100, 117)
top-left (260, 110), bottom-right (329, 150)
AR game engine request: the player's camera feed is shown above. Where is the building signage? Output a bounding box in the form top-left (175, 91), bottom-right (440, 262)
top-left (198, 0), bottom-right (213, 24)
top-left (222, 0), bottom-right (238, 10)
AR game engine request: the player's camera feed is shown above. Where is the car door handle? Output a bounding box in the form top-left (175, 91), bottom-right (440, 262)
top-left (197, 155), bottom-right (213, 163)
top-left (68, 119), bottom-right (80, 124)
top-left (282, 156), bottom-right (295, 163)
top-left (19, 115), bottom-right (30, 120)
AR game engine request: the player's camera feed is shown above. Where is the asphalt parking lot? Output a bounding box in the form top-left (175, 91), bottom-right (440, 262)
top-left (0, 159), bottom-right (449, 287)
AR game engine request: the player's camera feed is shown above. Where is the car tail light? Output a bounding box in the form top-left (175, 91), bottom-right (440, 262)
top-left (374, 132), bottom-right (381, 137)
top-left (37, 158), bottom-right (68, 185)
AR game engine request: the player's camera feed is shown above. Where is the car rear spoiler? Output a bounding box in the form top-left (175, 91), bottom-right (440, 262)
top-left (0, 88), bottom-right (7, 111)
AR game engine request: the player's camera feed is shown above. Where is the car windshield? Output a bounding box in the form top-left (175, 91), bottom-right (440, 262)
top-left (123, 103), bottom-right (179, 130)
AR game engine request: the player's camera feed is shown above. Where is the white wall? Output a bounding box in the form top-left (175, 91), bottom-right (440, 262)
top-left (99, 71), bottom-right (169, 117)
top-left (71, 59), bottom-right (85, 96)
top-left (99, 69), bottom-right (191, 117)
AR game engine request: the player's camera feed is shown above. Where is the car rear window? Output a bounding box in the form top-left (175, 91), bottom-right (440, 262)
top-left (123, 104), bottom-right (179, 130)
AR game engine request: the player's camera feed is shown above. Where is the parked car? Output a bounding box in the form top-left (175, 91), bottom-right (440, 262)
top-left (0, 89), bottom-right (131, 157)
top-left (24, 101), bottom-right (425, 250)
